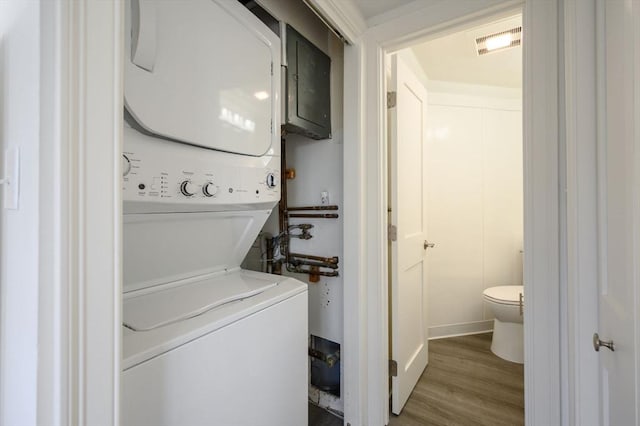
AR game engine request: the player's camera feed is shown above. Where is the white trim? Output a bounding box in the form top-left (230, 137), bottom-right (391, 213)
top-left (63, 1), bottom-right (123, 424)
top-left (37, 1), bottom-right (65, 423)
top-left (364, 1), bottom-right (449, 29)
top-left (339, 0), bottom-right (563, 425)
top-left (361, 32), bottom-right (388, 425)
top-left (522, 1), bottom-right (562, 424)
top-left (563, 0), bottom-right (600, 424)
top-left (342, 41), bottom-right (367, 426)
top-left (428, 320), bottom-right (494, 340)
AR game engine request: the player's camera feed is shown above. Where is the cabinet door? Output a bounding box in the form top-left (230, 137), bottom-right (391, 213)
top-left (285, 25), bottom-right (331, 139)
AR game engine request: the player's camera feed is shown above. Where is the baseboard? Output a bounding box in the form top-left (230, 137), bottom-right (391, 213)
top-left (428, 320), bottom-right (494, 340)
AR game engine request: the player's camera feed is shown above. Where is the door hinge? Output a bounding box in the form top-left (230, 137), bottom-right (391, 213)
top-left (387, 91), bottom-right (397, 108)
top-left (389, 359), bottom-right (398, 377)
top-left (388, 224), bottom-right (397, 242)
top-left (271, 62), bottom-right (273, 76)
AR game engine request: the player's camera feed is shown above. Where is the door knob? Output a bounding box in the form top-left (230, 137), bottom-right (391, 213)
top-left (424, 241), bottom-right (435, 250)
top-left (593, 333), bottom-right (615, 352)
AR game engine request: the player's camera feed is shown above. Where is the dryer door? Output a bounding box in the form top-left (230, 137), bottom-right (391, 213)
top-left (124, 0), bottom-right (279, 156)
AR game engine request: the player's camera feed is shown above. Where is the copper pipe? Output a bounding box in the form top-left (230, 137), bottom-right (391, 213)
top-left (289, 258), bottom-right (339, 270)
top-left (288, 213), bottom-right (339, 219)
top-left (287, 205), bottom-right (339, 211)
top-left (277, 132), bottom-right (339, 277)
top-left (286, 264), bottom-right (340, 277)
top-left (289, 252), bottom-right (339, 264)
top-left (308, 265), bottom-right (320, 283)
top-left (276, 134), bottom-right (289, 274)
top-left (285, 168), bottom-right (296, 180)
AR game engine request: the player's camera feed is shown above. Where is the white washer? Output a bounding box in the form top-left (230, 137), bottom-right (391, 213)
top-left (121, 265), bottom-right (308, 426)
top-left (121, 1), bottom-right (307, 425)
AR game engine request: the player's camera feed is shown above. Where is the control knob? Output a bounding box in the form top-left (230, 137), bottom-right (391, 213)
top-left (122, 154), bottom-right (131, 176)
top-left (266, 173), bottom-right (278, 189)
top-left (203, 182), bottom-right (218, 197)
top-left (180, 180), bottom-right (196, 196)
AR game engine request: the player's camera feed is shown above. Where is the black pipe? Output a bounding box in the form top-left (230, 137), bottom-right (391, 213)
top-left (287, 205), bottom-right (339, 211)
top-left (288, 213), bottom-right (339, 219)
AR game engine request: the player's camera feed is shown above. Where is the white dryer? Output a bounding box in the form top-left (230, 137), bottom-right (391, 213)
top-left (121, 1), bottom-right (307, 425)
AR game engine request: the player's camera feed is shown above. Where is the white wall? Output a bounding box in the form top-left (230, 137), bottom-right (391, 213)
top-left (245, 0), bottom-right (345, 414)
top-left (425, 82), bottom-right (522, 339)
top-left (286, 33), bottom-right (344, 344)
top-left (0, 1), bottom-right (40, 424)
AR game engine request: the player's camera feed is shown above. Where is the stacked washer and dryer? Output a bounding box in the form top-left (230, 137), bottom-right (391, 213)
top-left (121, 1), bottom-right (308, 424)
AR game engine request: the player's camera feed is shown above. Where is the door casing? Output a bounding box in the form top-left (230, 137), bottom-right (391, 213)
top-left (330, 0), bottom-right (568, 425)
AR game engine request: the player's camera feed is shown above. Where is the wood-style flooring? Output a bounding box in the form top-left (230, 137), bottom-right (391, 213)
top-left (389, 333), bottom-right (524, 426)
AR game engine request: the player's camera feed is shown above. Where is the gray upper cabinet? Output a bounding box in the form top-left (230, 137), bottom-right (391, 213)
top-left (285, 25), bottom-right (331, 140)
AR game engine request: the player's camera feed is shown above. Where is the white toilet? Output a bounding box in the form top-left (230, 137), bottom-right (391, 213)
top-left (483, 285), bottom-right (524, 364)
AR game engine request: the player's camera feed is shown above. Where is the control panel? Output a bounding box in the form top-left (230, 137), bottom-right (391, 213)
top-left (123, 127), bottom-right (280, 213)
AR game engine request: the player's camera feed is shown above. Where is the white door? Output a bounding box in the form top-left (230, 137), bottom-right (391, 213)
top-left (597, 1), bottom-right (640, 424)
top-left (389, 54), bottom-right (429, 415)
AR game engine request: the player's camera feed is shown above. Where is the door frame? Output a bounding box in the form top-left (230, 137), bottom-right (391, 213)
top-left (563, 0), bottom-right (600, 423)
top-left (316, 0), bottom-right (567, 424)
top-left (32, 1), bottom-right (124, 424)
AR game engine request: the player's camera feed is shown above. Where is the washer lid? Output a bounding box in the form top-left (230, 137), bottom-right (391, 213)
top-left (124, 0), bottom-right (279, 156)
top-left (483, 285), bottom-right (523, 305)
top-left (122, 271), bottom-right (307, 370)
top-left (124, 272), bottom-right (279, 331)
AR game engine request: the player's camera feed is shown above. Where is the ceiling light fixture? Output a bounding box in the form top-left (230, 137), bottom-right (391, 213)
top-left (475, 26), bottom-right (522, 55)
top-left (486, 33), bottom-right (512, 50)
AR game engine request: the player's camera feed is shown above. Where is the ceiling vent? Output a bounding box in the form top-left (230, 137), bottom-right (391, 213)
top-left (475, 27), bottom-right (522, 55)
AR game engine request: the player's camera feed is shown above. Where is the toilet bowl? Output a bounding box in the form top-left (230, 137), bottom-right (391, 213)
top-left (483, 285), bottom-right (524, 364)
